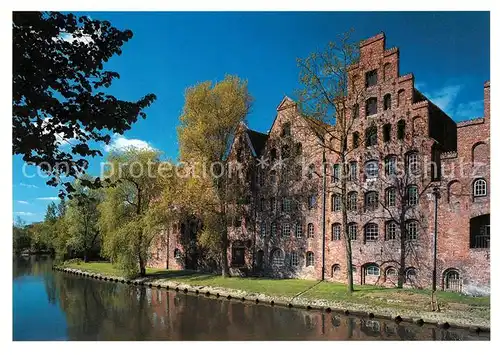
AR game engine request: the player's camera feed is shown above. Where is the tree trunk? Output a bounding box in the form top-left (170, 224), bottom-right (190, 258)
top-left (397, 218), bottom-right (406, 288)
top-left (83, 251), bottom-right (88, 263)
top-left (342, 155), bottom-right (354, 293)
top-left (221, 228), bottom-right (230, 277)
top-left (139, 254), bottom-right (146, 277)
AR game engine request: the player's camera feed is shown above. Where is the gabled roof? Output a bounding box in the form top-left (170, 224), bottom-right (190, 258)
top-left (276, 96), bottom-right (296, 111)
top-left (246, 129), bottom-right (268, 156)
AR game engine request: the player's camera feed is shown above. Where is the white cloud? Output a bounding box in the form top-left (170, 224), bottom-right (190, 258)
top-left (455, 100), bottom-right (484, 120)
top-left (104, 133), bottom-right (154, 152)
top-left (17, 200), bottom-right (29, 205)
top-left (20, 183), bottom-right (38, 189)
top-left (15, 212), bottom-right (36, 216)
top-left (425, 85), bottom-right (462, 114)
top-left (36, 197), bottom-right (60, 201)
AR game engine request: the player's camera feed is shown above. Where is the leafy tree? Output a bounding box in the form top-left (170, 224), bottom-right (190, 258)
top-left (177, 75), bottom-right (252, 276)
top-left (13, 11), bottom-right (156, 195)
top-left (98, 148), bottom-right (170, 277)
top-left (296, 31), bottom-right (360, 293)
top-left (13, 217), bottom-right (30, 253)
top-left (65, 176), bottom-right (103, 262)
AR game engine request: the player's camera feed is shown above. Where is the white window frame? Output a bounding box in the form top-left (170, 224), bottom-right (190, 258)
top-left (260, 222), bottom-right (266, 238)
top-left (366, 265), bottom-right (380, 276)
top-left (474, 179), bottom-right (487, 197)
top-left (348, 161), bottom-right (358, 181)
top-left (365, 191), bottom-right (379, 211)
top-left (271, 222), bottom-right (277, 238)
top-left (386, 156), bottom-right (397, 176)
top-left (307, 223), bottom-right (314, 238)
top-left (406, 220), bottom-right (418, 240)
top-left (365, 223), bottom-right (379, 241)
top-left (332, 223), bottom-right (341, 240)
top-left (282, 222), bottom-right (291, 238)
top-left (271, 249), bottom-right (284, 267)
top-left (408, 185), bottom-right (418, 206)
top-left (386, 221), bottom-right (397, 240)
top-left (290, 251), bottom-right (299, 267)
top-left (306, 252), bottom-right (315, 267)
top-left (347, 192), bottom-right (357, 211)
top-left (295, 223), bottom-right (303, 238)
top-left (333, 194), bottom-right (341, 211)
top-left (386, 188), bottom-right (396, 207)
top-left (365, 160), bottom-right (379, 179)
top-left (407, 153), bottom-right (419, 175)
top-left (348, 223), bottom-right (357, 240)
top-left (283, 198), bottom-right (291, 213)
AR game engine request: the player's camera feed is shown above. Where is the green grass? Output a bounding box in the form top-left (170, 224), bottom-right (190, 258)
top-left (63, 261), bottom-right (489, 321)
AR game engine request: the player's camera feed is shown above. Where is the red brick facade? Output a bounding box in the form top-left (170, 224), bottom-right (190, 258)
top-left (149, 33), bottom-right (490, 295)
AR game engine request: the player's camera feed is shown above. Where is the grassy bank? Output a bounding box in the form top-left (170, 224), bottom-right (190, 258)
top-left (63, 261), bottom-right (490, 327)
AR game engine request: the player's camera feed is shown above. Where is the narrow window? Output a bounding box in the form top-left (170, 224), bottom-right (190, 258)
top-left (383, 123), bottom-right (391, 142)
top-left (332, 223), bottom-right (341, 240)
top-left (270, 148), bottom-right (277, 161)
top-left (308, 195), bottom-right (317, 209)
top-left (236, 148), bottom-right (243, 162)
top-left (332, 264), bottom-right (341, 275)
top-left (282, 222), bottom-right (291, 238)
top-left (290, 251), bottom-right (299, 267)
top-left (281, 145), bottom-right (290, 159)
top-left (473, 179), bottom-right (487, 197)
top-left (352, 132), bottom-right (360, 149)
top-left (348, 161), bottom-right (358, 181)
top-left (365, 126), bottom-right (377, 147)
top-left (365, 70), bottom-right (378, 88)
top-left (269, 170), bottom-right (277, 185)
top-left (260, 222), bottom-right (266, 238)
top-left (174, 249), bottom-right (182, 259)
top-left (352, 104), bottom-right (359, 119)
top-left (397, 120), bottom-right (406, 140)
top-left (383, 94), bottom-right (391, 110)
top-left (295, 142), bottom-right (302, 155)
top-left (385, 155), bottom-right (397, 176)
top-left (271, 249), bottom-right (284, 267)
top-left (397, 89), bottom-right (405, 107)
top-left (332, 164), bottom-right (340, 183)
top-left (283, 197), bottom-right (291, 213)
top-left (307, 164), bottom-right (315, 179)
top-left (348, 223), bottom-right (357, 240)
top-left (407, 185), bottom-right (418, 206)
top-left (306, 252), bottom-right (315, 267)
top-left (386, 221), bottom-right (397, 240)
top-left (366, 97), bottom-right (378, 116)
top-left (332, 194), bottom-right (341, 212)
top-left (282, 122), bottom-right (291, 137)
top-left (295, 223), bottom-right (303, 238)
top-left (364, 223), bottom-right (379, 242)
top-left (386, 187), bottom-right (396, 207)
top-left (405, 268), bottom-right (417, 283)
top-left (270, 197), bottom-right (276, 212)
top-left (260, 198), bottom-right (265, 211)
top-left (406, 220), bottom-right (419, 240)
top-left (347, 191), bottom-right (357, 211)
top-left (271, 222), bottom-right (277, 238)
top-left (365, 191), bottom-right (379, 211)
top-left (406, 152), bottom-right (419, 175)
top-left (307, 223), bottom-right (314, 238)
top-left (295, 165), bottom-right (303, 181)
top-left (365, 160), bottom-right (379, 179)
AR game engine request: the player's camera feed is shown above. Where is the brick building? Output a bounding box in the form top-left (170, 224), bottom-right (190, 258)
top-left (148, 33), bottom-right (490, 295)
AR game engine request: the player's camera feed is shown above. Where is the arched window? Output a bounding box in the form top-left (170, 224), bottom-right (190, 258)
top-left (348, 223), bottom-right (357, 240)
top-left (473, 178), bottom-right (487, 197)
top-left (383, 123), bottom-right (391, 142)
top-left (397, 89), bottom-right (405, 107)
top-left (406, 152), bottom-right (419, 175)
top-left (365, 70), bottom-right (378, 87)
top-left (332, 164), bottom-right (340, 183)
top-left (405, 267), bottom-right (417, 283)
top-left (385, 155), bottom-right (397, 176)
top-left (290, 251), bottom-right (299, 267)
top-left (472, 142), bottom-right (488, 166)
top-left (470, 214), bottom-right (490, 249)
top-left (406, 220), bottom-right (419, 240)
top-left (407, 185), bottom-right (418, 206)
top-left (443, 269), bottom-right (461, 291)
top-left (365, 160), bottom-right (379, 179)
top-left (364, 223), bottom-right (379, 241)
top-left (307, 223), bottom-right (315, 238)
top-left (282, 222), bottom-right (291, 238)
top-left (306, 251), bottom-right (315, 267)
top-left (331, 223), bottom-right (341, 241)
top-left (366, 97), bottom-right (378, 116)
top-left (271, 249), bottom-right (284, 267)
top-left (364, 191), bottom-right (379, 211)
top-left (271, 222), bottom-right (277, 238)
top-left (365, 264), bottom-right (380, 276)
top-left (385, 187), bottom-right (396, 207)
top-left (365, 126), bottom-right (378, 147)
top-left (397, 119), bottom-right (406, 140)
top-left (295, 223), bottom-right (303, 238)
top-left (352, 131), bottom-right (360, 148)
top-left (332, 264), bottom-right (341, 276)
top-left (260, 222), bottom-right (266, 238)
top-left (383, 94), bottom-right (391, 110)
top-left (385, 267), bottom-right (397, 277)
top-left (347, 191), bottom-right (357, 211)
top-left (386, 220), bottom-right (398, 240)
top-left (174, 248), bottom-right (182, 259)
top-left (332, 194), bottom-right (341, 211)
top-left (308, 195), bottom-right (317, 209)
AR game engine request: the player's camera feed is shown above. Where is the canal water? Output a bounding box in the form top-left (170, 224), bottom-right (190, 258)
top-left (13, 256), bottom-right (489, 341)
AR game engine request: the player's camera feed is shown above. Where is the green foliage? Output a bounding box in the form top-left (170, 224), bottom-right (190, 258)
top-left (13, 11), bottom-right (156, 194)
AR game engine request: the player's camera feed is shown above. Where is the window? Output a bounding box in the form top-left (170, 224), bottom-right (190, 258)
top-left (385, 156), bottom-right (397, 176)
top-left (260, 198), bottom-right (265, 212)
top-left (365, 70), bottom-right (378, 88)
top-left (332, 264), bottom-right (341, 275)
top-left (306, 251), bottom-right (315, 267)
top-left (352, 132), bottom-right (360, 148)
top-left (295, 223), bottom-right (303, 238)
top-left (348, 223), bottom-right (357, 240)
top-left (444, 269), bottom-right (461, 291)
top-left (407, 152), bottom-right (419, 175)
top-left (282, 222), bottom-right (291, 238)
top-left (383, 124), bottom-right (391, 142)
top-left (283, 198), bottom-right (291, 213)
top-left (397, 89), bottom-right (405, 107)
top-left (332, 194), bottom-right (341, 212)
top-left (270, 197), bottom-right (276, 212)
top-left (364, 223), bottom-right (379, 241)
top-left (174, 248), bottom-right (182, 259)
top-left (397, 120), bottom-right (406, 140)
top-left (295, 142), bottom-right (302, 155)
top-left (473, 179), bottom-right (487, 197)
top-left (307, 223), bottom-right (315, 238)
top-left (270, 148), bottom-right (277, 161)
top-left (365, 126), bottom-right (377, 147)
top-left (347, 191), bottom-right (357, 211)
top-left (470, 214), bottom-right (490, 249)
top-left (233, 217), bottom-right (242, 227)
top-left (281, 145), bottom-right (290, 159)
top-left (365, 191), bottom-right (379, 211)
top-left (365, 160), bottom-right (379, 179)
top-left (271, 249), bottom-right (284, 267)
top-left (366, 97), bottom-right (378, 116)
top-left (307, 164), bottom-right (315, 179)
top-left (386, 187), bottom-right (396, 207)
top-left (332, 223), bottom-right (341, 241)
top-left (282, 122), bottom-right (291, 137)
top-left (332, 164), bottom-right (340, 183)
top-left (271, 222), bottom-right (277, 238)
top-left (260, 222), bottom-right (266, 238)
top-left (408, 185), bottom-right (418, 206)
top-left (365, 264), bottom-right (380, 276)
top-left (406, 220), bottom-right (418, 240)
top-left (383, 94), bottom-right (391, 110)
top-left (386, 267), bottom-right (397, 277)
top-left (405, 268), bottom-right (416, 283)
top-left (269, 170), bottom-right (277, 185)
top-left (308, 195), bottom-right (317, 209)
top-left (348, 161), bottom-right (358, 181)
top-left (352, 104), bottom-right (359, 119)
top-left (386, 221), bottom-right (397, 240)
top-left (290, 251), bottom-right (299, 267)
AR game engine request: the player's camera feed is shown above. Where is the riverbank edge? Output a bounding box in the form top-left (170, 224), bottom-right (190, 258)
top-left (53, 266), bottom-right (490, 334)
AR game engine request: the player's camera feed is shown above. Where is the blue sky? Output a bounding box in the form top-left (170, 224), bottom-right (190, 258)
top-left (13, 11), bottom-right (490, 223)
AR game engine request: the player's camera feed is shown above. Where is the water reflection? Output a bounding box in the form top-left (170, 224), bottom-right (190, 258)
top-left (13, 257), bottom-right (489, 341)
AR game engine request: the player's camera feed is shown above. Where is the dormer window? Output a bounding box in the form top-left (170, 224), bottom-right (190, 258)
top-left (365, 70), bottom-right (378, 88)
